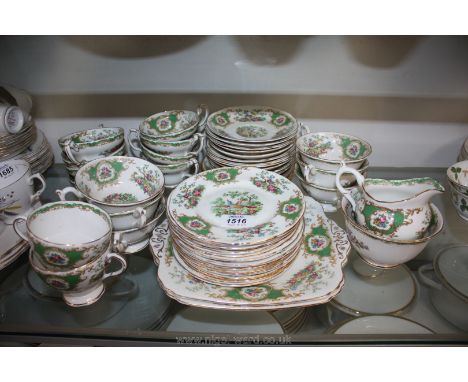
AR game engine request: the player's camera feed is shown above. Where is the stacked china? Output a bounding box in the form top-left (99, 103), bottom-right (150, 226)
top-left (0, 159), bottom-right (46, 270)
top-left (166, 166), bottom-right (305, 287)
top-left (446, 159), bottom-right (468, 221)
top-left (296, 128), bottom-right (372, 212)
top-left (58, 125), bottom-right (126, 184)
top-left (13, 201), bottom-right (127, 307)
top-left (203, 106), bottom-right (297, 179)
top-left (56, 156), bottom-right (165, 255)
top-left (457, 137), bottom-right (468, 162)
top-left (13, 129), bottom-right (54, 174)
top-left (336, 166), bottom-right (445, 268)
top-left (0, 119), bottom-right (37, 161)
top-left (128, 105), bottom-right (208, 190)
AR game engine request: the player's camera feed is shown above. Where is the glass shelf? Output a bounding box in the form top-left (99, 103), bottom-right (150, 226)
top-left (1, 164), bottom-right (468, 345)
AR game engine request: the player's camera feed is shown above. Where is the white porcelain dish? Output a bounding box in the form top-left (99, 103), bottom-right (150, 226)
top-left (330, 315), bottom-right (433, 334)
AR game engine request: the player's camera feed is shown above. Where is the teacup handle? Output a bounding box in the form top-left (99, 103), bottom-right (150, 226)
top-left (62, 139), bottom-right (81, 165)
top-left (302, 163), bottom-right (317, 183)
top-left (132, 207), bottom-right (147, 228)
top-left (127, 129), bottom-right (142, 156)
top-left (298, 122), bottom-right (311, 136)
top-left (12, 215), bottom-right (30, 242)
top-left (56, 187), bottom-right (85, 201)
top-left (335, 164), bottom-right (365, 211)
top-left (189, 158), bottom-right (199, 175)
top-left (113, 232), bottom-right (128, 253)
top-left (103, 252), bottom-right (127, 280)
top-left (196, 104), bottom-right (209, 133)
top-left (28, 173), bottom-right (46, 204)
top-left (190, 134), bottom-right (205, 156)
top-left (418, 263), bottom-right (443, 291)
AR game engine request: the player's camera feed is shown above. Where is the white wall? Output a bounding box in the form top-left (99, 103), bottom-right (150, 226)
top-left (1, 36), bottom-right (467, 167)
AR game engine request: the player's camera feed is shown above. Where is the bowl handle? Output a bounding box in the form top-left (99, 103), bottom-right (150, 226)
top-left (13, 215), bottom-right (30, 243)
top-left (196, 104), bottom-right (209, 133)
top-left (298, 122), bottom-right (311, 136)
top-left (127, 129), bottom-right (142, 155)
top-left (56, 187), bottom-right (85, 201)
top-left (132, 207), bottom-right (147, 228)
top-left (190, 134), bottom-right (205, 156)
top-left (28, 173), bottom-right (46, 204)
top-left (62, 139), bottom-right (80, 165)
top-left (418, 263), bottom-right (443, 291)
top-left (335, 164), bottom-right (365, 211)
top-left (189, 158), bottom-right (200, 175)
top-left (103, 252), bottom-right (127, 280)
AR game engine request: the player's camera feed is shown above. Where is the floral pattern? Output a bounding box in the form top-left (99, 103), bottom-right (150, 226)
top-left (70, 128), bottom-right (122, 147)
top-left (204, 168), bottom-right (240, 185)
top-left (86, 159), bottom-right (126, 187)
top-left (302, 135), bottom-right (333, 157)
top-left (130, 164), bottom-right (161, 196)
top-left (177, 215), bottom-right (211, 235)
top-left (223, 286), bottom-right (284, 302)
top-left (236, 125), bottom-right (268, 138)
top-left (226, 222), bottom-right (279, 241)
top-left (346, 230), bottom-right (369, 250)
top-left (271, 112), bottom-right (290, 127)
top-left (211, 191), bottom-right (263, 217)
top-left (149, 113), bottom-right (178, 134)
top-left (211, 112), bottom-right (230, 127)
top-left (103, 192), bottom-right (138, 204)
top-left (286, 263), bottom-right (320, 290)
top-left (304, 226), bottom-right (331, 257)
top-left (172, 183), bottom-right (205, 209)
top-left (362, 204), bottom-right (405, 236)
top-left (340, 137), bottom-right (367, 160)
top-left (277, 196), bottom-right (303, 221)
top-left (251, 171), bottom-right (289, 194)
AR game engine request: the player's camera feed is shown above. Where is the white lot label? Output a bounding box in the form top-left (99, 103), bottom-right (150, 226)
top-left (0, 163), bottom-right (15, 180)
top-left (226, 215), bottom-right (249, 227)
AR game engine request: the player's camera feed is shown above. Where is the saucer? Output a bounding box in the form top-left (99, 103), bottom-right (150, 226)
top-left (330, 315), bottom-right (433, 334)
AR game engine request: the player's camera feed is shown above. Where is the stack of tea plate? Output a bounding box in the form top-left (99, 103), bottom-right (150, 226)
top-left (295, 129), bottom-right (372, 212)
top-left (0, 120), bottom-right (37, 161)
top-left (0, 221), bottom-right (30, 271)
top-left (151, 195), bottom-right (351, 310)
top-left (58, 126), bottom-right (126, 184)
top-left (165, 167), bottom-right (305, 287)
top-left (13, 129), bottom-right (54, 174)
top-left (128, 105), bottom-right (208, 189)
top-left (56, 156), bottom-right (165, 255)
top-left (204, 106), bottom-right (298, 178)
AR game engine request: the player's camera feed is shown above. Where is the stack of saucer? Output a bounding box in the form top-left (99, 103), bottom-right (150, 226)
top-left (204, 106), bottom-right (297, 178)
top-left (296, 130), bottom-right (372, 211)
top-left (129, 105), bottom-right (208, 189)
top-left (56, 156), bottom-right (165, 254)
top-left (58, 126), bottom-right (126, 184)
top-left (13, 129), bottom-right (54, 174)
top-left (0, 120), bottom-right (37, 161)
top-left (166, 166), bottom-right (305, 287)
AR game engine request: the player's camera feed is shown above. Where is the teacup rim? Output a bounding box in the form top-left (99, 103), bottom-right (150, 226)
top-left (29, 245), bottom-right (110, 276)
top-left (340, 194), bottom-right (444, 245)
top-left (297, 131), bottom-right (372, 164)
top-left (446, 160), bottom-right (468, 188)
top-left (58, 127), bottom-right (124, 147)
top-left (139, 109), bottom-right (199, 137)
top-left (27, 201), bottom-right (112, 248)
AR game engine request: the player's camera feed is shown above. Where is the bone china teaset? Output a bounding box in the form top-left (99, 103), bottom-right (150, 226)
top-left (0, 103), bottom-right (465, 327)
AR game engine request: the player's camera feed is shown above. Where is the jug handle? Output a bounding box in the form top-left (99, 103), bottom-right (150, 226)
top-left (335, 164), bottom-right (365, 211)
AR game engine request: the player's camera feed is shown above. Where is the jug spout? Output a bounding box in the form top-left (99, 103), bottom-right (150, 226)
top-left (409, 177), bottom-right (445, 204)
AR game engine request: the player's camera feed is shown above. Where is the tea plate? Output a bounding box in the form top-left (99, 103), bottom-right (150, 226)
top-left (330, 315), bottom-right (433, 334)
top-left (167, 167), bottom-right (304, 245)
top-left (207, 106), bottom-right (297, 143)
top-left (151, 197), bottom-right (350, 310)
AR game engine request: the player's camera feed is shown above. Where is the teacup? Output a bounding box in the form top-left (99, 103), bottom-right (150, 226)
top-left (448, 182), bottom-right (468, 221)
top-left (296, 129), bottom-right (372, 171)
top-left (0, 104), bottom-right (24, 134)
top-left (139, 105), bottom-right (208, 140)
top-left (0, 159), bottom-right (46, 224)
top-left (143, 133), bottom-right (203, 155)
top-left (139, 141), bottom-right (202, 165)
top-left (113, 200), bottom-right (165, 253)
top-left (13, 201), bottom-right (112, 269)
top-left (155, 158), bottom-right (199, 186)
top-left (341, 188), bottom-right (444, 268)
top-left (61, 141), bottom-right (126, 166)
top-left (447, 160), bottom-right (468, 194)
top-left (296, 155), bottom-right (368, 188)
top-left (58, 126), bottom-right (124, 164)
top-left (56, 156), bottom-right (164, 214)
top-left (29, 247), bottom-right (127, 307)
